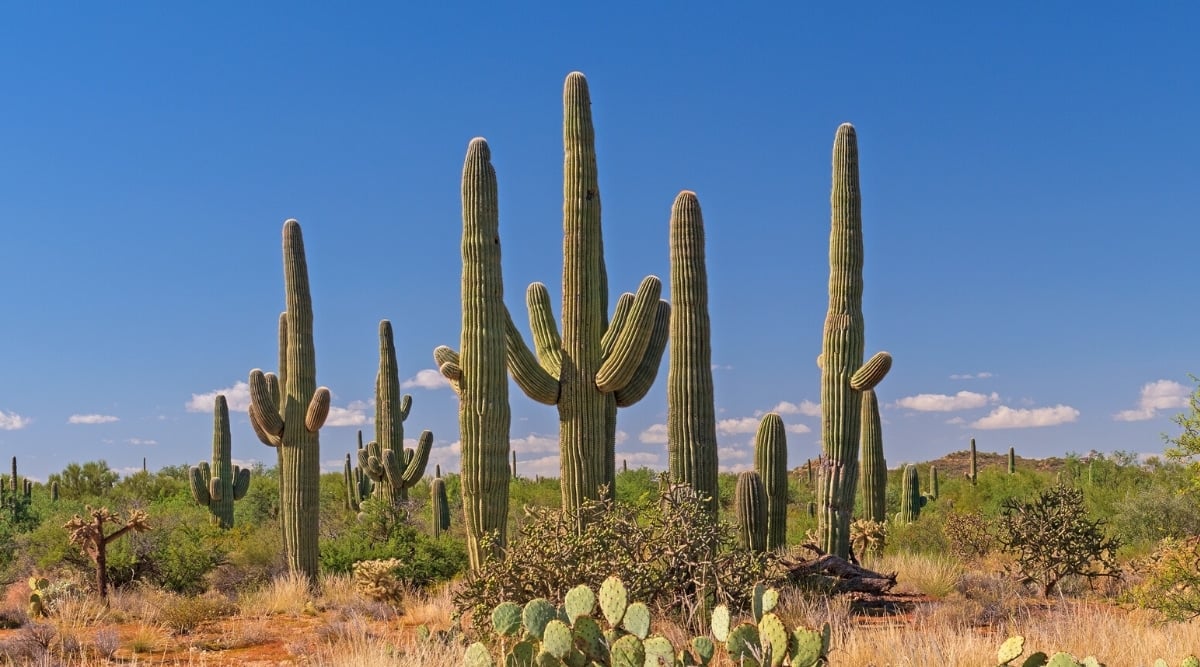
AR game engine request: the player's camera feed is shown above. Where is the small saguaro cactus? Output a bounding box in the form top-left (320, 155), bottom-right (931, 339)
top-left (359, 320), bottom-right (433, 506)
top-left (50, 481), bottom-right (59, 502)
top-left (247, 219), bottom-right (331, 584)
top-left (735, 470), bottom-right (767, 553)
top-left (967, 437), bottom-right (978, 484)
top-left (503, 72), bottom-right (671, 514)
top-left (859, 388), bottom-right (887, 523)
top-left (22, 479), bottom-right (31, 499)
top-left (754, 413), bottom-right (788, 550)
top-left (1008, 446), bottom-right (1017, 474)
top-left (929, 464), bottom-right (939, 500)
top-left (189, 395), bottom-right (251, 529)
top-left (431, 474), bottom-right (450, 539)
top-left (342, 453), bottom-right (372, 512)
top-left (896, 464), bottom-right (925, 524)
top-left (64, 506), bottom-right (150, 601)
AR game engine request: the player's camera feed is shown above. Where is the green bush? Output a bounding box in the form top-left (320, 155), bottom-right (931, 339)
top-left (319, 499), bottom-right (466, 586)
top-left (1109, 487), bottom-right (1200, 549)
top-left (941, 510), bottom-right (996, 561)
top-left (1126, 535), bottom-right (1200, 621)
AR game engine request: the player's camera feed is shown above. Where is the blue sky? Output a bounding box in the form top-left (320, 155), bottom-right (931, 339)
top-left (0, 3), bottom-right (1197, 481)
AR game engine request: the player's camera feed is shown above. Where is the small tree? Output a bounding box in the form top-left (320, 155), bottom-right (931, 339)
top-left (1165, 376), bottom-right (1200, 492)
top-left (997, 485), bottom-right (1119, 596)
top-left (64, 506), bottom-right (151, 601)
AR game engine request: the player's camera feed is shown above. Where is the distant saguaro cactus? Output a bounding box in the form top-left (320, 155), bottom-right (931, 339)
top-left (967, 437), bottom-right (978, 484)
top-left (754, 413), bottom-right (788, 550)
top-left (431, 474), bottom-right (450, 539)
top-left (929, 464), bottom-right (939, 500)
top-left (817, 123), bottom-right (892, 558)
top-left (434, 138), bottom-right (512, 570)
top-left (247, 220), bottom-right (331, 584)
top-left (189, 395), bottom-right (251, 529)
top-left (1008, 446), bottom-right (1016, 474)
top-left (896, 464), bottom-right (925, 524)
top-left (504, 72), bottom-right (671, 513)
top-left (359, 321), bottom-right (433, 505)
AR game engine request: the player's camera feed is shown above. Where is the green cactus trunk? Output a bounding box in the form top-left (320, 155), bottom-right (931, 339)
top-left (247, 220), bottom-right (330, 584)
top-left (817, 123), bottom-right (892, 558)
top-left (50, 481), bottom-right (59, 502)
top-left (505, 73), bottom-right (670, 514)
top-left (929, 464), bottom-right (939, 500)
top-left (858, 389), bottom-right (887, 523)
top-left (359, 321), bottom-right (432, 506)
top-left (968, 438), bottom-right (978, 484)
top-left (753, 413), bottom-right (788, 550)
top-left (896, 464), bottom-right (922, 524)
top-left (734, 471), bottom-right (767, 553)
top-left (666, 190), bottom-right (719, 517)
top-left (431, 475), bottom-right (450, 539)
top-left (189, 395), bottom-right (250, 529)
top-left (435, 138), bottom-right (512, 569)
top-left (1008, 446), bottom-right (1016, 474)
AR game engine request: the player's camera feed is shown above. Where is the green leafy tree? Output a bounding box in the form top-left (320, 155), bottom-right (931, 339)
top-left (1165, 376), bottom-right (1200, 491)
top-left (48, 461), bottom-right (119, 500)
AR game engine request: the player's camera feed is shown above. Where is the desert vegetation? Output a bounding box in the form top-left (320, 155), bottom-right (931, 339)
top-left (2, 71), bottom-right (1199, 666)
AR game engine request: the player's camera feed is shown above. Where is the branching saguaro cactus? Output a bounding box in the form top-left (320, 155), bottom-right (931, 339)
top-left (754, 413), bottom-right (787, 550)
top-left (667, 190), bottom-right (719, 517)
top-left (247, 219), bottom-right (331, 584)
top-left (189, 395), bottom-right (250, 529)
top-left (64, 506), bottom-right (150, 601)
top-left (734, 471), bottom-right (767, 553)
top-left (504, 72), bottom-right (671, 513)
top-left (817, 123), bottom-right (893, 558)
top-left (859, 388), bottom-right (887, 523)
top-left (359, 321), bottom-right (432, 505)
top-left (434, 138), bottom-right (512, 569)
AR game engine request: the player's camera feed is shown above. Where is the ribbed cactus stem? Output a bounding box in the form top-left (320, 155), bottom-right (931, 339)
top-left (896, 464), bottom-right (923, 524)
top-left (753, 413), bottom-right (788, 550)
top-left (511, 451), bottom-right (517, 479)
top-left (359, 321), bottom-right (432, 505)
top-left (189, 395), bottom-right (250, 529)
top-left (431, 475), bottom-right (450, 539)
top-left (734, 471), bottom-right (767, 553)
top-left (247, 219), bottom-right (331, 584)
top-left (929, 464), bottom-right (939, 500)
top-left (504, 73), bottom-right (671, 514)
top-left (50, 481), bottom-right (59, 502)
top-left (10, 457), bottom-right (15, 496)
top-left (343, 454), bottom-right (356, 511)
top-left (667, 190), bottom-right (719, 517)
top-left (858, 389), bottom-right (887, 523)
top-left (968, 438), bottom-right (978, 484)
top-left (817, 123), bottom-right (892, 558)
top-left (436, 138), bottom-right (511, 570)
top-left (1008, 446), bottom-right (1016, 474)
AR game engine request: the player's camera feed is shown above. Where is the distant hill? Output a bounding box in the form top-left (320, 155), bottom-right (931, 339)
top-left (791, 449), bottom-right (1071, 479)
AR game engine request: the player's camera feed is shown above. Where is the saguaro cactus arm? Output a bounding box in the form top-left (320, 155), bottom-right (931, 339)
top-left (526, 283), bottom-right (564, 378)
top-left (189, 463), bottom-right (211, 505)
top-left (504, 308), bottom-right (560, 404)
top-left (595, 276), bottom-right (662, 393)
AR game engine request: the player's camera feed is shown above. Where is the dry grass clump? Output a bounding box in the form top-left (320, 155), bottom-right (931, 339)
top-left (237, 570), bottom-right (315, 617)
top-left (873, 551), bottom-right (964, 599)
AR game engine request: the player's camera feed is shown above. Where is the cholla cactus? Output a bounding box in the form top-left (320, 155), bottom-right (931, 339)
top-left (64, 506), bottom-right (150, 601)
top-left (352, 558), bottom-right (406, 606)
top-left (850, 518), bottom-right (888, 557)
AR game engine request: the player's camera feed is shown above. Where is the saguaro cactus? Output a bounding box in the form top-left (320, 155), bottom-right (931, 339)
top-left (734, 471), bottom-right (767, 553)
top-left (504, 72), bottom-right (671, 513)
top-left (754, 413), bottom-right (788, 550)
top-left (896, 464), bottom-right (924, 524)
top-left (359, 321), bottom-right (433, 505)
top-left (967, 437), bottom-right (978, 484)
top-left (247, 219), bottom-right (331, 584)
top-left (189, 395), bottom-right (250, 529)
top-left (929, 464), bottom-right (939, 500)
top-left (434, 138), bottom-right (512, 570)
top-left (1008, 446), bottom-right (1016, 474)
top-left (431, 474), bottom-right (450, 539)
top-left (859, 388), bottom-right (887, 523)
top-left (817, 123), bottom-right (893, 558)
top-left (667, 190), bottom-right (719, 517)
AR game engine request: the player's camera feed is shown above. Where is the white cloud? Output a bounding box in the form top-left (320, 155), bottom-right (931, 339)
top-left (760, 400), bottom-right (821, 417)
top-left (614, 430), bottom-right (628, 445)
top-left (617, 451), bottom-right (663, 469)
top-left (719, 461), bottom-right (754, 474)
top-left (1113, 379), bottom-right (1191, 422)
top-left (945, 417), bottom-right (966, 425)
top-left (711, 364), bottom-right (734, 371)
top-left (511, 433), bottom-right (559, 455)
top-left (785, 423), bottom-right (811, 434)
top-left (0, 411), bottom-right (31, 430)
top-left (949, 372), bottom-right (994, 380)
top-left (188, 381), bottom-right (251, 412)
top-left (128, 438), bottom-right (157, 446)
top-left (401, 369), bottom-right (450, 390)
top-left (324, 405), bottom-right (370, 427)
top-left (971, 405), bottom-right (1080, 430)
top-left (640, 424), bottom-right (668, 444)
top-left (68, 414), bottom-right (119, 424)
top-left (518, 454), bottom-right (562, 478)
top-left (894, 391), bottom-right (999, 412)
top-left (716, 417), bottom-right (759, 435)
top-left (718, 446), bottom-right (750, 460)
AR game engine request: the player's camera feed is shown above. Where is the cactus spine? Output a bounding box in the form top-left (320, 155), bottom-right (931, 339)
top-left (358, 321), bottom-right (432, 505)
top-left (1008, 446), bottom-right (1016, 474)
top-left (435, 139), bottom-right (512, 569)
top-left (247, 219), bottom-right (331, 584)
top-left (431, 474), bottom-right (450, 539)
top-left (967, 437), bottom-right (978, 484)
top-left (666, 190), bottom-right (719, 517)
top-left (734, 471), bottom-right (767, 553)
top-left (504, 72), bottom-right (671, 513)
top-left (817, 123), bottom-right (892, 558)
top-left (753, 413), bottom-right (788, 550)
top-left (896, 464), bottom-right (923, 524)
top-left (189, 395), bottom-right (250, 529)
top-left (859, 388), bottom-right (887, 523)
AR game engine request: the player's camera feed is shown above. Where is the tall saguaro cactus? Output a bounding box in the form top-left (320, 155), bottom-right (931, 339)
top-left (666, 190), bottom-right (719, 516)
top-left (504, 72), bottom-right (671, 513)
top-left (434, 138), bottom-right (512, 570)
top-left (359, 321), bottom-right (433, 505)
top-left (189, 395), bottom-right (251, 529)
top-left (247, 219), bottom-right (331, 584)
top-left (754, 413), bottom-right (788, 550)
top-left (817, 123), bottom-right (893, 559)
top-left (859, 388), bottom-right (887, 523)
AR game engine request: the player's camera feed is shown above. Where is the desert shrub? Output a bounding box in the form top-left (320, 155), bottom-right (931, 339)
top-left (319, 502), bottom-right (466, 586)
top-left (454, 484), bottom-right (779, 635)
top-left (885, 512), bottom-right (948, 556)
top-left (205, 522), bottom-right (286, 596)
top-left (1108, 487), bottom-right (1200, 549)
top-left (996, 484), bottom-right (1120, 596)
top-left (154, 592), bottom-right (237, 634)
top-left (1126, 535), bottom-right (1200, 621)
top-left (942, 510), bottom-right (996, 561)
